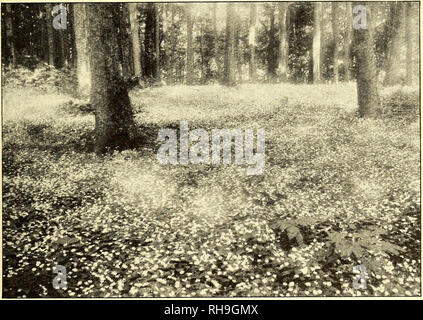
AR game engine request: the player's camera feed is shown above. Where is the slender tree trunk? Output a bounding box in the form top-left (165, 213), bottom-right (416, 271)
top-left (186, 4), bottom-right (194, 85)
top-left (332, 3), bottom-right (340, 83)
top-left (86, 3), bottom-right (135, 154)
top-left (213, 3), bottom-right (221, 81)
top-left (278, 2), bottom-right (288, 82)
top-left (248, 3), bottom-right (257, 82)
top-left (128, 3), bottom-right (142, 77)
top-left (344, 2), bottom-right (353, 81)
top-left (73, 4), bottom-right (91, 97)
top-left (5, 4), bottom-right (17, 67)
top-left (200, 21), bottom-right (205, 82)
top-left (353, 2), bottom-right (380, 118)
top-left (234, 15), bottom-right (242, 83)
top-left (224, 3), bottom-right (236, 86)
top-left (405, 3), bottom-right (413, 85)
top-left (45, 4), bottom-right (55, 66)
top-left (267, 10), bottom-right (277, 81)
top-left (312, 2), bottom-right (322, 84)
top-left (155, 3), bottom-right (160, 80)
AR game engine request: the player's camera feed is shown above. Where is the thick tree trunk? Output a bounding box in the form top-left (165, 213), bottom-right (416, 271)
top-left (128, 3), bottom-right (142, 77)
top-left (278, 2), bottom-right (288, 82)
top-left (344, 2), bottom-right (353, 81)
top-left (86, 3), bottom-right (135, 154)
top-left (353, 3), bottom-right (380, 118)
top-left (248, 3), bottom-right (257, 82)
top-left (45, 4), bottom-right (55, 66)
top-left (332, 3), bottom-right (340, 83)
top-left (73, 4), bottom-right (91, 97)
top-left (405, 3), bottom-right (413, 85)
top-left (312, 2), bottom-right (322, 84)
top-left (116, 5), bottom-right (131, 78)
top-left (5, 4), bottom-right (17, 67)
top-left (186, 4), bottom-right (194, 85)
top-left (224, 3), bottom-right (236, 86)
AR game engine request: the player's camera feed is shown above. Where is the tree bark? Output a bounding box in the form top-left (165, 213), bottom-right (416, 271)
top-left (332, 3), bottom-right (340, 83)
top-left (128, 3), bottom-right (142, 77)
top-left (248, 3), bottom-right (257, 82)
top-left (5, 4), bottom-right (17, 67)
top-left (344, 2), bottom-right (353, 81)
top-left (213, 3), bottom-right (221, 81)
top-left (353, 2), bottom-right (380, 118)
top-left (45, 4), bottom-right (55, 66)
top-left (155, 3), bottom-right (160, 80)
top-left (385, 2), bottom-right (405, 85)
top-left (278, 2), bottom-right (288, 82)
top-left (73, 4), bottom-right (91, 97)
top-left (186, 4), bottom-right (194, 85)
top-left (405, 3), bottom-right (413, 85)
top-left (224, 3), bottom-right (236, 86)
top-left (312, 2), bottom-right (322, 84)
top-left (86, 3), bottom-right (135, 154)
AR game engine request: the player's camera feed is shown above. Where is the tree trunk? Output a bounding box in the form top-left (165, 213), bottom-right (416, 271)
top-left (234, 15), bottom-right (242, 83)
top-left (248, 3), bottom-right (257, 82)
top-left (186, 4), bottom-right (194, 85)
top-left (405, 3), bottom-right (413, 85)
top-left (278, 2), bottom-right (288, 82)
top-left (213, 3), bottom-right (221, 81)
top-left (344, 2), bottom-right (353, 81)
top-left (73, 4), bottom-right (91, 97)
top-left (45, 4), bottom-right (55, 66)
top-left (86, 3), bottom-right (135, 154)
top-left (5, 4), bottom-right (17, 67)
top-left (332, 3), bottom-right (340, 83)
top-left (312, 2), bottom-right (322, 84)
top-left (116, 4), bottom-right (131, 78)
top-left (385, 2), bottom-right (405, 85)
top-left (224, 3), bottom-right (236, 86)
top-left (200, 21), bottom-right (205, 82)
top-left (267, 9), bottom-right (277, 81)
top-left (128, 3), bottom-right (142, 77)
top-left (144, 3), bottom-right (157, 78)
top-left (353, 3), bottom-right (380, 118)
top-left (155, 3), bottom-right (160, 80)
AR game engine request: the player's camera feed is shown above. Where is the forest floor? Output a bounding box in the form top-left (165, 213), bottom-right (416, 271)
top-left (2, 83), bottom-right (421, 297)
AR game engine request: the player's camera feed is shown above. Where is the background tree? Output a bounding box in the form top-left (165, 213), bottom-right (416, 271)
top-left (278, 2), bottom-right (289, 81)
top-left (129, 3), bottom-right (142, 77)
top-left (384, 2), bottom-right (405, 85)
top-left (331, 3), bottom-right (340, 83)
top-left (5, 4), bottom-right (17, 67)
top-left (74, 3), bottom-right (91, 96)
top-left (405, 2), bottom-right (413, 85)
top-left (224, 3), bottom-right (236, 86)
top-left (312, 2), bottom-right (322, 84)
top-left (186, 4), bottom-right (194, 85)
top-left (248, 3), bottom-right (257, 82)
top-left (344, 2), bottom-right (353, 81)
top-left (45, 4), bottom-right (55, 67)
top-left (353, 2), bottom-right (380, 118)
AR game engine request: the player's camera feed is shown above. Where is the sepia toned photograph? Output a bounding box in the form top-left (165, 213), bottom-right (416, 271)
top-left (1, 0), bottom-right (421, 299)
